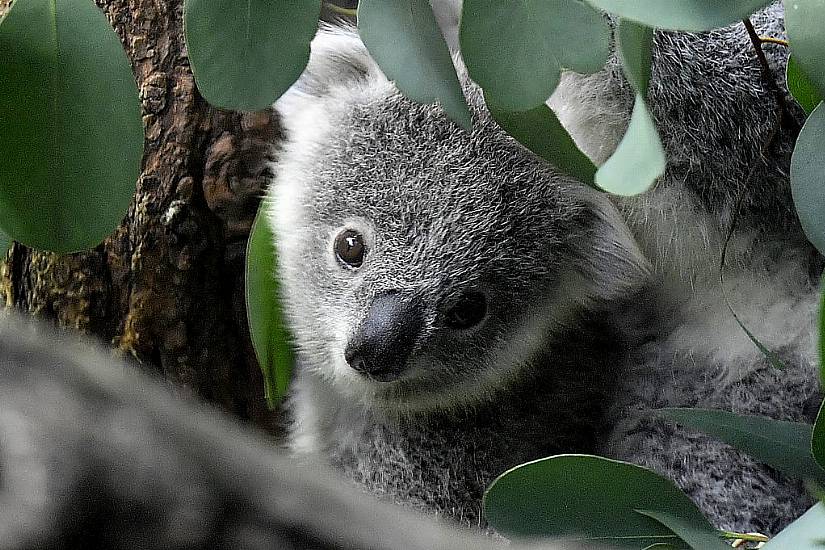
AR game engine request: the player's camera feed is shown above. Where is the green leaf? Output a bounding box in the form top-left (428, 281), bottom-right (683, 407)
top-left (762, 503), bottom-right (825, 548)
top-left (483, 454), bottom-right (710, 548)
top-left (636, 510), bottom-right (729, 550)
top-left (358, 0), bottom-right (471, 130)
top-left (584, 0), bottom-right (774, 32)
top-left (0, 0), bottom-right (143, 252)
top-left (791, 101), bottom-right (825, 256)
top-left (814, 402), bottom-right (825, 472)
top-left (785, 0), bottom-right (825, 98)
top-left (185, 0), bottom-right (321, 111)
top-left (654, 408), bottom-right (825, 486)
top-left (595, 95), bottom-right (665, 195)
top-left (460, 0), bottom-right (610, 110)
top-left (788, 55), bottom-right (824, 115)
top-left (595, 20), bottom-right (664, 196)
top-left (490, 104), bottom-right (597, 186)
top-left (617, 19), bottom-right (654, 94)
top-left (246, 209), bottom-right (294, 408)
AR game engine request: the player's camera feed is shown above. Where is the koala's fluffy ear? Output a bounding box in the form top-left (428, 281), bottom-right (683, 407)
top-left (275, 26), bottom-right (386, 119)
top-left (574, 190), bottom-right (652, 302)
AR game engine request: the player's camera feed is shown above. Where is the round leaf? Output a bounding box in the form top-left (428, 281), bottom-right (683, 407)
top-left (460, 0), bottom-right (610, 110)
top-left (246, 209), bottom-right (294, 407)
top-left (584, 0), bottom-right (774, 32)
top-left (490, 104), bottom-right (597, 186)
top-left (787, 55), bottom-right (824, 115)
top-left (0, 0), bottom-right (143, 252)
top-left (791, 101), bottom-right (825, 256)
top-left (483, 454), bottom-right (712, 548)
top-left (785, 0), bottom-right (825, 99)
top-left (185, 0), bottom-right (321, 111)
top-left (358, 0), bottom-right (471, 129)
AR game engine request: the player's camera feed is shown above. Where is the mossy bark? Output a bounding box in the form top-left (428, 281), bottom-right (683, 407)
top-left (0, 0), bottom-right (281, 432)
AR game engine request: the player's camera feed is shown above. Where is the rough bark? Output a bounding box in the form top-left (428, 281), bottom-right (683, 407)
top-left (0, 0), bottom-right (280, 432)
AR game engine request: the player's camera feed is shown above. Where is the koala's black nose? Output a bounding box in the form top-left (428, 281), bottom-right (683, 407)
top-left (345, 293), bottom-right (424, 381)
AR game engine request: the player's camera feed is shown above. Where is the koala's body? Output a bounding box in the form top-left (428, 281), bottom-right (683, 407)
top-left (268, 3), bottom-right (820, 535)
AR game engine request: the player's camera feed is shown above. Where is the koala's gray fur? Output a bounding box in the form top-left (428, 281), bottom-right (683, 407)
top-left (269, 2), bottom-right (821, 537)
top-left (0, 314), bottom-right (584, 550)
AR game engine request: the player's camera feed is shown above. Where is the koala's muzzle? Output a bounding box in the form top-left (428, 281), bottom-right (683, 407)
top-left (345, 293), bottom-right (423, 381)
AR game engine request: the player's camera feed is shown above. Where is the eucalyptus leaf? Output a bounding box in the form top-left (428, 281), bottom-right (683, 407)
top-left (654, 408), bottom-right (825, 486)
top-left (358, 0), bottom-right (471, 130)
top-left (460, 0), bottom-right (610, 110)
top-left (595, 20), bottom-right (664, 196)
top-left (584, 0), bottom-right (774, 32)
top-left (814, 402), bottom-right (825, 472)
top-left (0, 0), bottom-right (143, 252)
top-left (617, 19), bottom-right (654, 93)
top-left (246, 209), bottom-right (294, 408)
top-left (791, 101), bottom-right (825, 256)
top-left (784, 0), bottom-right (825, 98)
top-left (761, 503), bottom-right (825, 548)
top-left (595, 95), bottom-right (665, 195)
top-left (636, 510), bottom-right (729, 550)
top-left (788, 55), bottom-right (824, 115)
top-left (483, 454), bottom-right (710, 548)
top-left (185, 0), bottom-right (321, 111)
top-left (490, 104), bottom-right (597, 187)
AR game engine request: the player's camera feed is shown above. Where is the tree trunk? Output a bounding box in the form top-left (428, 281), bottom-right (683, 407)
top-left (0, 0), bottom-right (281, 432)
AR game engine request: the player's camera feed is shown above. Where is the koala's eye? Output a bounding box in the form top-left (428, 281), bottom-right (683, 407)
top-left (444, 291), bottom-right (487, 330)
top-left (334, 229), bottom-right (366, 268)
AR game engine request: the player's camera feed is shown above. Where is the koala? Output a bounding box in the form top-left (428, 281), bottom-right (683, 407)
top-left (268, 2), bottom-right (821, 537)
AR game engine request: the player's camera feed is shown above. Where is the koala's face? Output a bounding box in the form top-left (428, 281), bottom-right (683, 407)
top-left (268, 30), bottom-right (646, 413)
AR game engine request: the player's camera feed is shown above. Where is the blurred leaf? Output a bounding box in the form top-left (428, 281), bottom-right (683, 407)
top-left (246, 209), bottom-right (294, 408)
top-left (791, 101), bottom-right (825, 256)
top-left (0, 0), bottom-right (143, 252)
top-left (636, 510), bottom-right (729, 550)
top-left (595, 20), bottom-right (664, 196)
top-left (359, 0), bottom-right (470, 129)
top-left (785, 0), bottom-right (825, 98)
top-left (655, 408), bottom-right (825, 485)
top-left (460, 0), bottom-right (610, 110)
top-left (490, 104), bottom-right (597, 186)
top-left (788, 55), bottom-right (824, 115)
top-left (814, 402), bottom-right (825, 472)
top-left (762, 503), bottom-right (825, 548)
top-left (185, 0), bottom-right (321, 111)
top-left (483, 454), bottom-right (710, 548)
top-left (584, 0), bottom-right (774, 32)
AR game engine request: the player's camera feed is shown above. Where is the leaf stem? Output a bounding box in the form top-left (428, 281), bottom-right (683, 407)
top-left (759, 36), bottom-right (789, 47)
top-left (324, 2), bottom-right (357, 17)
top-left (742, 18), bottom-right (800, 134)
top-left (720, 530), bottom-right (769, 543)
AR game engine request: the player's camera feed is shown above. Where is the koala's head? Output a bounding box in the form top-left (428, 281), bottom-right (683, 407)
top-left (268, 27), bottom-right (648, 414)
